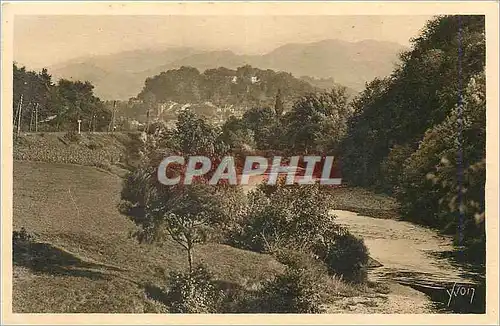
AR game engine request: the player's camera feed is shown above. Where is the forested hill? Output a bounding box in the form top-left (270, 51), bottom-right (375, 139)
top-left (118, 65), bottom-right (340, 123)
top-left (137, 65), bottom-right (316, 108)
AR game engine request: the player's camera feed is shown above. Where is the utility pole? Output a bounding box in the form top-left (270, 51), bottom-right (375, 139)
top-left (77, 119), bottom-right (82, 134)
top-left (35, 103), bottom-right (39, 132)
top-left (112, 100), bottom-right (117, 132)
top-left (16, 94), bottom-right (24, 136)
top-left (108, 101), bottom-right (117, 132)
top-left (29, 104), bottom-right (34, 132)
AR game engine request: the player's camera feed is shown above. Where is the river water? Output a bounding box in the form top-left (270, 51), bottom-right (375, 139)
top-left (332, 210), bottom-right (485, 313)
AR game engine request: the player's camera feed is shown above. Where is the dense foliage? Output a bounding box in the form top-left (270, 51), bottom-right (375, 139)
top-left (257, 266), bottom-right (324, 313)
top-left (227, 184), bottom-right (370, 283)
top-left (339, 15), bottom-right (486, 260)
top-left (163, 264), bottom-right (225, 313)
top-left (229, 185), bottom-right (339, 252)
top-left (137, 65), bottom-right (315, 108)
top-left (219, 85), bottom-right (351, 152)
top-left (313, 229), bottom-right (369, 283)
top-left (398, 72), bottom-right (485, 261)
top-left (121, 108), bottom-right (369, 291)
top-left (13, 63), bottom-right (111, 132)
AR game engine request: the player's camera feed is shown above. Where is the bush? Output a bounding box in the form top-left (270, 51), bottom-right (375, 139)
top-left (163, 265), bottom-right (224, 313)
top-left (257, 266), bottom-right (324, 313)
top-left (13, 227), bottom-right (33, 245)
top-left (64, 130), bottom-right (81, 143)
top-left (229, 185), bottom-right (339, 253)
top-left (314, 229), bottom-right (369, 283)
top-left (274, 247), bottom-right (328, 277)
top-left (142, 297), bottom-right (170, 313)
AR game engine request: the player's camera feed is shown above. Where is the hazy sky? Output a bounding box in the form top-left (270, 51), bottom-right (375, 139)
top-left (14, 15), bottom-right (434, 69)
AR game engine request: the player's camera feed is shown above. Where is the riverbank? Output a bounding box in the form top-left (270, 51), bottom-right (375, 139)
top-left (328, 187), bottom-right (400, 219)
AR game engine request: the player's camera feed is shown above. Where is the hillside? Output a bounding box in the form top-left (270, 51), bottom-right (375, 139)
top-left (48, 39), bottom-right (406, 100)
top-left (13, 133), bottom-right (142, 174)
top-left (13, 161), bottom-right (285, 312)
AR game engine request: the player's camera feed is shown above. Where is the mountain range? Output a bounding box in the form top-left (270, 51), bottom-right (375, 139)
top-left (46, 39), bottom-right (407, 100)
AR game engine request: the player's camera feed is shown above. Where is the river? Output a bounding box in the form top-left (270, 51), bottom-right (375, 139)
top-left (330, 210), bottom-right (485, 313)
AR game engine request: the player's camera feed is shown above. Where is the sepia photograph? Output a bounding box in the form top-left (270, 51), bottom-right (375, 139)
top-left (1, 1), bottom-right (499, 325)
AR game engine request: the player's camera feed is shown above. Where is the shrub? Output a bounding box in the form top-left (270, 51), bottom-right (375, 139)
top-left (64, 130), bottom-right (81, 143)
top-left (257, 266), bottom-right (324, 313)
top-left (13, 227), bottom-right (33, 245)
top-left (142, 297), bottom-right (170, 313)
top-left (274, 247), bottom-right (328, 277)
top-left (314, 229), bottom-right (369, 283)
top-left (13, 228), bottom-right (35, 265)
top-left (163, 264), bottom-right (224, 313)
top-left (229, 185), bottom-right (339, 253)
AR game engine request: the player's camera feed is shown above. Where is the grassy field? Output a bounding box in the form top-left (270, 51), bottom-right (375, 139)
top-left (13, 161), bottom-right (285, 313)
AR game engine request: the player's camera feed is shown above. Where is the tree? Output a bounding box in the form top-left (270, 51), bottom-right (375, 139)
top-left (51, 79), bottom-right (111, 131)
top-left (340, 15), bottom-right (485, 189)
top-left (274, 89), bottom-right (284, 117)
top-left (398, 71), bottom-right (485, 261)
top-left (122, 164), bottom-right (246, 273)
top-left (337, 15), bottom-right (486, 260)
top-left (283, 86), bottom-right (351, 154)
top-left (172, 110), bottom-right (228, 156)
top-left (258, 266), bottom-right (324, 313)
top-left (13, 63), bottom-right (110, 132)
top-left (241, 107), bottom-right (278, 150)
top-left (219, 116), bottom-right (255, 151)
top-left (232, 185), bottom-right (342, 253)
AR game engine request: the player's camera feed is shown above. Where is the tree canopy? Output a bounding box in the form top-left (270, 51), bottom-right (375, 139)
top-left (339, 15), bottom-right (486, 261)
top-left (13, 63), bottom-right (110, 132)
